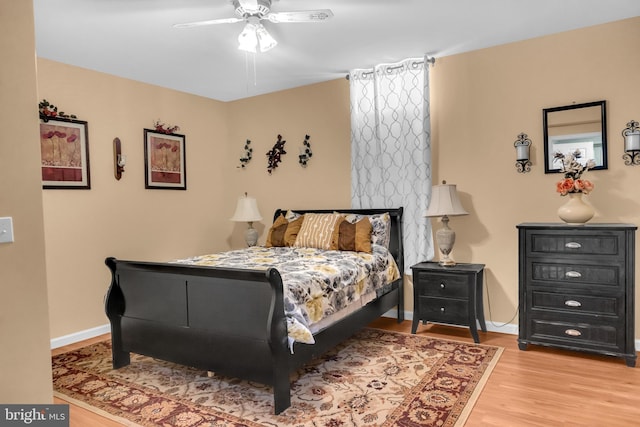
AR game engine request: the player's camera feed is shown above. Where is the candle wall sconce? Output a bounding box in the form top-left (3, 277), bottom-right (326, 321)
top-left (622, 120), bottom-right (640, 166)
top-left (514, 132), bottom-right (532, 173)
top-left (113, 137), bottom-right (126, 180)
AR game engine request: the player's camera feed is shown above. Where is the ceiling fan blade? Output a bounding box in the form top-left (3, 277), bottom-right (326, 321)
top-left (266, 9), bottom-right (334, 23)
top-left (173, 17), bottom-right (243, 29)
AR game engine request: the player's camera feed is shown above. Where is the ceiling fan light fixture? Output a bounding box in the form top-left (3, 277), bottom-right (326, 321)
top-left (238, 23), bottom-right (259, 53)
top-left (256, 24), bottom-right (277, 52)
top-left (238, 22), bottom-right (277, 53)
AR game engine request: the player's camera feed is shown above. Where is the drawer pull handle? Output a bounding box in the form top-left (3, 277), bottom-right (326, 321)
top-left (440, 307), bottom-right (445, 313)
top-left (564, 329), bottom-right (582, 337)
top-left (565, 271), bottom-right (582, 278)
top-left (440, 283), bottom-right (445, 289)
top-left (565, 242), bottom-right (582, 249)
top-left (565, 300), bottom-right (582, 307)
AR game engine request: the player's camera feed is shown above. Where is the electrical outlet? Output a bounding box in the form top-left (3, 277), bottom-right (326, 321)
top-left (0, 217), bottom-right (14, 243)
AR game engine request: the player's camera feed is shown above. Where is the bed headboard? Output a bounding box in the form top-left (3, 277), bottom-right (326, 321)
top-left (273, 208), bottom-right (404, 275)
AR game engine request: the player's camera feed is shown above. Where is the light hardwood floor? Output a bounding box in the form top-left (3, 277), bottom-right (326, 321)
top-left (52, 318), bottom-right (640, 426)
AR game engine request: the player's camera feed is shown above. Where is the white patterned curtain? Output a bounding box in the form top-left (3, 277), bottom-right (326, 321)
top-left (349, 56), bottom-right (434, 272)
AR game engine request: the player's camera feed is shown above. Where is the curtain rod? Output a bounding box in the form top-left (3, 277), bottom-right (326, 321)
top-left (345, 56), bottom-right (436, 80)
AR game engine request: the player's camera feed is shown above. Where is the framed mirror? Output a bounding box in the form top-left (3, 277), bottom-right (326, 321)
top-left (543, 100), bottom-right (607, 174)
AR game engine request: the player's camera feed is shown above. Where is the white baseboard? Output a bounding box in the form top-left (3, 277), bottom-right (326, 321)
top-left (50, 324), bottom-right (110, 349)
top-left (53, 315), bottom-right (640, 353)
top-left (382, 310), bottom-right (640, 349)
top-left (382, 309), bottom-right (518, 335)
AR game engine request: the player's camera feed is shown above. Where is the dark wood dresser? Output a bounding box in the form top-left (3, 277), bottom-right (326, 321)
top-left (517, 223), bottom-right (637, 367)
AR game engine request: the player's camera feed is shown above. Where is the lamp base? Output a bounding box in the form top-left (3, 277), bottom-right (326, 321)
top-left (244, 222), bottom-right (258, 247)
top-left (438, 257), bottom-right (457, 267)
top-left (435, 215), bottom-right (457, 267)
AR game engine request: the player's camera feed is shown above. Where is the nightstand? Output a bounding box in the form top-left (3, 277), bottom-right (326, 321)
top-left (411, 262), bottom-right (486, 343)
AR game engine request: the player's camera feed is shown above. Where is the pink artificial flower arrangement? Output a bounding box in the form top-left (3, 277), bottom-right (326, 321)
top-left (554, 150), bottom-right (596, 196)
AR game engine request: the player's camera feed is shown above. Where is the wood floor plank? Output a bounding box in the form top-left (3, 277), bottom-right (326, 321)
top-left (52, 321), bottom-right (640, 426)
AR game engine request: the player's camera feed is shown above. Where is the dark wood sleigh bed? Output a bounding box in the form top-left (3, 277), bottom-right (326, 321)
top-left (104, 207), bottom-right (404, 414)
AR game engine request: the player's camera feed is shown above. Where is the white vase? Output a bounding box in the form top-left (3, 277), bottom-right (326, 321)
top-left (557, 192), bottom-right (594, 225)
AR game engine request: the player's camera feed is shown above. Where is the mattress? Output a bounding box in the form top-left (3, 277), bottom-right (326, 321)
top-left (172, 245), bottom-right (400, 351)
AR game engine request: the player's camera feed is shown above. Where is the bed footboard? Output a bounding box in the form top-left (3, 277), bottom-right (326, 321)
top-left (104, 257), bottom-right (292, 412)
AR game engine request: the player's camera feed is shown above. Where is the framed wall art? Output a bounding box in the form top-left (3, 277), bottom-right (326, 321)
top-left (144, 129), bottom-right (186, 190)
top-left (40, 117), bottom-right (91, 189)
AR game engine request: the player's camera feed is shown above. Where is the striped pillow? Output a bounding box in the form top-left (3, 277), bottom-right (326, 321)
top-left (294, 213), bottom-right (343, 250)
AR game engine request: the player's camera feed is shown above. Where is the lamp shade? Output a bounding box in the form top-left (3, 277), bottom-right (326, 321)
top-left (230, 194), bottom-right (262, 222)
top-left (425, 183), bottom-right (468, 217)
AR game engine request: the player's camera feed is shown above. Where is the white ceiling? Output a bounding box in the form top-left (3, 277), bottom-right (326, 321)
top-left (33, 0), bottom-right (640, 102)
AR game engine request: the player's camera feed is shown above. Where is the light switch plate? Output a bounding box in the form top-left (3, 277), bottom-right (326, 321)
top-left (0, 217), bottom-right (14, 243)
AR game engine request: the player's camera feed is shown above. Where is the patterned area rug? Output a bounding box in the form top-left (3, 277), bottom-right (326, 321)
top-left (52, 328), bottom-right (502, 426)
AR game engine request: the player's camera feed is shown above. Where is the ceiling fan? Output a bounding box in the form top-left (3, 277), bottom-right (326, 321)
top-left (173, 0), bottom-right (334, 53)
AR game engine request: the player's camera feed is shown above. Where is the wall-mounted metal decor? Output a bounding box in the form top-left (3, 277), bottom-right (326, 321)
top-left (298, 134), bottom-right (312, 167)
top-left (622, 120), bottom-right (640, 166)
top-left (239, 139), bottom-right (253, 168)
top-left (266, 134), bottom-right (286, 174)
top-left (514, 132), bottom-right (532, 173)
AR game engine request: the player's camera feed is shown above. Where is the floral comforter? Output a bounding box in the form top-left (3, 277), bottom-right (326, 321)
top-left (172, 245), bottom-right (400, 350)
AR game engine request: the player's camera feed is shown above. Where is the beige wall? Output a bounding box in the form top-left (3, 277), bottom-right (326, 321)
top-left (37, 59), bottom-right (231, 338)
top-left (430, 16), bottom-right (640, 326)
top-left (225, 79), bottom-right (352, 248)
top-left (0, 0), bottom-right (53, 402)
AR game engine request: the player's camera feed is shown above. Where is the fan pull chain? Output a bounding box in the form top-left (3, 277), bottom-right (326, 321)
top-left (245, 52), bottom-right (250, 94)
top-left (244, 52), bottom-right (258, 96)
top-left (253, 52), bottom-right (257, 86)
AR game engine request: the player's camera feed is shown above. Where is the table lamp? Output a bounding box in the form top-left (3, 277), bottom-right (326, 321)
top-left (230, 192), bottom-right (262, 246)
top-left (425, 181), bottom-right (468, 266)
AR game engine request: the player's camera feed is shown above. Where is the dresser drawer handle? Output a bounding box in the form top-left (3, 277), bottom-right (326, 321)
top-left (564, 329), bottom-right (582, 337)
top-left (440, 283), bottom-right (445, 289)
top-left (564, 300), bottom-right (582, 307)
top-left (440, 307), bottom-right (445, 313)
top-left (565, 242), bottom-right (582, 249)
top-left (565, 271), bottom-right (582, 278)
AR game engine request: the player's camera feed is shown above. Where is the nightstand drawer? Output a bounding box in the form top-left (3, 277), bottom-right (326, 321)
top-left (418, 296), bottom-right (468, 325)
top-left (415, 271), bottom-right (469, 298)
top-left (530, 261), bottom-right (620, 288)
top-left (530, 290), bottom-right (620, 317)
top-left (527, 231), bottom-right (623, 258)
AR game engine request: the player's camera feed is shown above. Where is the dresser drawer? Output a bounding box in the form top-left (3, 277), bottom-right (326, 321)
top-left (530, 261), bottom-right (621, 288)
top-left (528, 318), bottom-right (622, 352)
top-left (418, 296), bottom-right (468, 325)
top-left (526, 230), bottom-right (624, 259)
top-left (415, 271), bottom-right (469, 298)
top-left (530, 290), bottom-right (621, 317)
